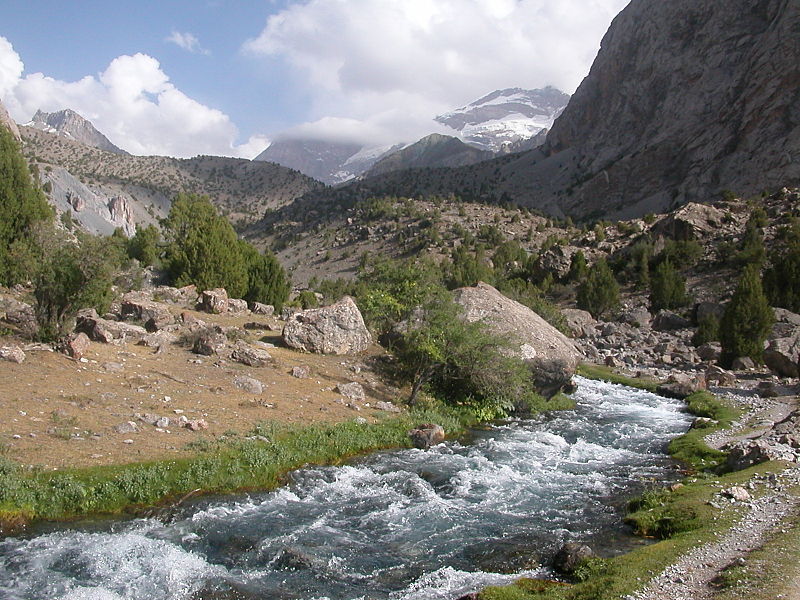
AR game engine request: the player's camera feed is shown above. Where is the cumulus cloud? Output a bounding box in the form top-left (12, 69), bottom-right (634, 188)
top-left (0, 37), bottom-right (265, 158)
top-left (245, 0), bottom-right (630, 144)
top-left (165, 31), bottom-right (210, 55)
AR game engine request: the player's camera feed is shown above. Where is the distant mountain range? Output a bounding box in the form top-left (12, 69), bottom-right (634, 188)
top-left (27, 109), bottom-right (128, 155)
top-left (254, 87), bottom-right (570, 184)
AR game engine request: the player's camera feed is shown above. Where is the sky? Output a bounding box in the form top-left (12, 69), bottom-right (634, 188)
top-left (0, 0), bottom-right (630, 159)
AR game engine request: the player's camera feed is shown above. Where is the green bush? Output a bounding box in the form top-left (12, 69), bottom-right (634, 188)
top-left (692, 315), bottom-right (720, 346)
top-left (763, 219), bottom-right (800, 312)
top-left (577, 258), bottom-right (619, 319)
top-left (650, 259), bottom-right (689, 311)
top-left (719, 264), bottom-right (774, 366)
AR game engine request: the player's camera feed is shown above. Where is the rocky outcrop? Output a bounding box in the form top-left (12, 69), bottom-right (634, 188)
top-left (107, 196), bottom-right (136, 237)
top-left (651, 203), bottom-right (727, 241)
top-left (76, 309), bottom-right (147, 343)
top-left (198, 289), bottom-right (229, 314)
top-left (28, 108), bottom-right (128, 154)
top-left (0, 100), bottom-right (20, 141)
top-left (452, 282), bottom-right (581, 395)
top-left (282, 297), bottom-right (371, 355)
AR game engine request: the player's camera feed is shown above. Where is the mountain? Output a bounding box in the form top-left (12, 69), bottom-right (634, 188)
top-left (21, 125), bottom-right (323, 233)
top-left (0, 99), bottom-right (20, 141)
top-left (255, 139), bottom-right (362, 185)
top-left (435, 87), bottom-right (569, 152)
top-left (27, 109), bottom-right (129, 155)
top-left (365, 134), bottom-right (492, 178)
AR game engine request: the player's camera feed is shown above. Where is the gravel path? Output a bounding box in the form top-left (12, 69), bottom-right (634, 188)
top-left (626, 385), bottom-right (800, 600)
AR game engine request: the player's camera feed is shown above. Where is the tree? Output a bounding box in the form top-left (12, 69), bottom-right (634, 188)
top-left (447, 245), bottom-right (494, 289)
top-left (763, 219), bottom-right (800, 312)
top-left (719, 264), bottom-right (774, 366)
top-left (577, 258), bottom-right (619, 319)
top-left (735, 208), bottom-right (767, 267)
top-left (650, 259), bottom-right (689, 311)
top-left (239, 241), bottom-right (290, 310)
top-left (162, 193), bottom-right (248, 297)
top-left (0, 125), bottom-right (52, 284)
top-left (566, 250), bottom-right (588, 282)
top-left (127, 224), bottom-right (161, 267)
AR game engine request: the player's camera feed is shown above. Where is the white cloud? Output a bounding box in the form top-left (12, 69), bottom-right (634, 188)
top-left (0, 37), bottom-right (264, 158)
top-left (244, 0), bottom-right (630, 144)
top-left (165, 31), bottom-right (210, 55)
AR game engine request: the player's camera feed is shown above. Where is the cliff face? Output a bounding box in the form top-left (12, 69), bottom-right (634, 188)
top-left (544, 0), bottom-right (800, 217)
top-left (0, 99), bottom-right (21, 140)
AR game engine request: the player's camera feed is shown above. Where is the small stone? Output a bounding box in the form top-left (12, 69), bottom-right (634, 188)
top-left (12, 434), bottom-right (21, 439)
top-left (291, 365), bottom-right (311, 379)
top-left (0, 345), bottom-right (26, 364)
top-left (185, 419), bottom-right (208, 431)
top-left (336, 382), bottom-right (366, 401)
top-left (122, 439), bottom-right (134, 444)
top-left (113, 421), bottom-right (139, 434)
top-left (155, 417), bottom-right (170, 428)
top-left (722, 486), bottom-right (750, 502)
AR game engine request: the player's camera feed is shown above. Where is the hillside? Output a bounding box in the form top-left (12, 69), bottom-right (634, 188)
top-left (21, 126), bottom-right (324, 229)
top-left (27, 108), bottom-right (129, 155)
top-left (365, 134), bottom-right (492, 178)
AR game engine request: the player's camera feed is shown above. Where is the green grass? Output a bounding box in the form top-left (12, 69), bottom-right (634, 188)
top-left (480, 462), bottom-right (788, 600)
top-left (576, 363), bottom-right (660, 393)
top-left (0, 402), bottom-right (475, 528)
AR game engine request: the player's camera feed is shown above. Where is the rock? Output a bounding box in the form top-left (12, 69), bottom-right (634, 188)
top-left (731, 356), bottom-right (755, 371)
top-left (0, 345), bottom-right (25, 363)
top-left (59, 332), bottom-right (91, 360)
top-left (192, 330), bottom-right (228, 356)
top-left (694, 302), bottom-right (726, 324)
top-left (722, 486), bottom-right (751, 502)
top-left (155, 417), bottom-right (170, 429)
top-left (282, 296), bottom-right (372, 355)
top-left (452, 282), bottom-right (582, 395)
top-left (291, 365), bottom-right (311, 379)
top-left (617, 306), bottom-right (651, 328)
top-left (250, 302), bottom-right (275, 316)
top-left (184, 419), bottom-right (208, 431)
top-left (2, 299), bottom-right (37, 334)
top-left (604, 355), bottom-right (623, 368)
top-left (234, 375), bottom-right (264, 394)
top-left (228, 299), bottom-right (249, 313)
top-left (408, 424), bottom-right (446, 449)
top-left (231, 341), bottom-right (272, 367)
top-left (120, 295), bottom-right (174, 330)
top-left (536, 245), bottom-right (577, 280)
top-left (657, 373), bottom-right (706, 399)
top-left (113, 421), bottom-right (138, 434)
top-left (652, 311), bottom-right (691, 331)
top-left (198, 288), bottom-right (229, 314)
top-left (696, 342), bottom-right (721, 362)
top-left (152, 285), bottom-right (197, 304)
top-left (75, 309), bottom-right (147, 344)
top-left (725, 440), bottom-right (795, 471)
top-left (705, 364), bottom-right (736, 387)
top-left (273, 547), bottom-right (323, 571)
top-left (375, 401), bottom-right (402, 413)
top-left (651, 203), bottom-right (727, 241)
top-left (336, 382), bottom-right (366, 402)
top-left (755, 380), bottom-right (780, 398)
top-left (764, 336), bottom-right (800, 378)
top-left (552, 543), bottom-right (595, 575)
top-left (691, 417), bottom-right (717, 429)
top-left (0, 98), bottom-right (21, 140)
top-left (561, 308), bottom-right (597, 338)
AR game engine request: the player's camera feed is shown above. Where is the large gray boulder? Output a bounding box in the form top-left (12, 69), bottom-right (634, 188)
top-left (282, 296), bottom-right (371, 355)
top-left (76, 309), bottom-right (147, 343)
top-left (452, 282), bottom-right (581, 395)
top-left (764, 336), bottom-right (800, 378)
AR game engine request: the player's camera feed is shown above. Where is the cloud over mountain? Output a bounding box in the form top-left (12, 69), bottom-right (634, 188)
top-left (0, 37), bottom-right (266, 158)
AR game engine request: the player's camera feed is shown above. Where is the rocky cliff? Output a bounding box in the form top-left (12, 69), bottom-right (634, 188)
top-left (28, 109), bottom-right (128, 155)
top-left (0, 99), bottom-right (20, 140)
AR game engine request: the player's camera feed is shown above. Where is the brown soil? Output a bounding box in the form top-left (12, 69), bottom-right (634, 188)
top-left (0, 308), bottom-right (402, 471)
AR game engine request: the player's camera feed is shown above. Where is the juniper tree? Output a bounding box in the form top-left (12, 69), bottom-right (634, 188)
top-left (577, 258), bottom-right (619, 319)
top-left (719, 264), bottom-right (774, 366)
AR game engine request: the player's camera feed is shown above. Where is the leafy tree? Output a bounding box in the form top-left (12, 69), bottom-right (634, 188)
top-left (719, 264), bottom-right (774, 366)
top-left (127, 224), bottom-right (161, 267)
top-left (577, 258), bottom-right (619, 319)
top-left (162, 193), bottom-right (248, 297)
top-left (239, 241), bottom-right (290, 310)
top-left (650, 259), bottom-right (689, 311)
top-left (763, 219), bottom-right (800, 312)
top-left (0, 125), bottom-right (53, 284)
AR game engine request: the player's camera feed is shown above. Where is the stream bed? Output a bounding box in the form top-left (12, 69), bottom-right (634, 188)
top-left (0, 376), bottom-right (693, 600)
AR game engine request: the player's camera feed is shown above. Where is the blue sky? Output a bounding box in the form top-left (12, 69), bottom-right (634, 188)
top-left (0, 0), bottom-right (629, 158)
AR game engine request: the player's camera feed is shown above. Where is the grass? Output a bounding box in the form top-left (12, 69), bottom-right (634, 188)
top-left (0, 400), bottom-right (475, 529)
top-left (576, 363), bottom-right (660, 393)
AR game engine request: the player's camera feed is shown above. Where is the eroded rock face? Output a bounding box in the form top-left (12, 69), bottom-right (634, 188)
top-left (282, 297), bottom-right (371, 355)
top-left (651, 203), bottom-right (727, 241)
top-left (452, 282), bottom-right (581, 395)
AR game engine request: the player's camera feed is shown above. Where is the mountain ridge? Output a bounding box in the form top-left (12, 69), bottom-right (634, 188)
top-left (28, 108), bottom-right (129, 155)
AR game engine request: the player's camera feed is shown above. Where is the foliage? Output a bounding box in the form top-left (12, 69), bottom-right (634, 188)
top-left (295, 290), bottom-right (319, 309)
top-left (577, 258), bottom-right (619, 319)
top-left (126, 224), bottom-right (160, 267)
top-left (657, 239), bottom-right (703, 268)
top-left (692, 315), bottom-right (719, 347)
top-left (566, 250), bottom-right (588, 282)
top-left (447, 245), bottom-right (494, 289)
top-left (0, 125), bottom-right (53, 284)
top-left (763, 218), bottom-right (800, 312)
top-left (239, 241), bottom-right (290, 310)
top-left (649, 259), bottom-right (689, 311)
top-left (492, 241), bottom-right (527, 277)
top-left (719, 264), bottom-right (774, 366)
top-left (735, 208), bottom-right (766, 267)
top-left (162, 193), bottom-right (249, 297)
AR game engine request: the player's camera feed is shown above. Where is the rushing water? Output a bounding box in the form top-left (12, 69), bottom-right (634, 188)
top-left (0, 377), bottom-right (692, 600)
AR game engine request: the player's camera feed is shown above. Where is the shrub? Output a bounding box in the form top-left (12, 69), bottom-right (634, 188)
top-left (692, 315), bottom-right (720, 346)
top-left (763, 219), bottom-right (800, 312)
top-left (577, 258), bottom-right (619, 319)
top-left (650, 259), bottom-right (689, 311)
top-left (719, 264), bottom-right (774, 366)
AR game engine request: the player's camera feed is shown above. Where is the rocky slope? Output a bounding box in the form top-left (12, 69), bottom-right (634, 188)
top-left (27, 109), bottom-right (128, 155)
top-left (21, 126), bottom-right (323, 231)
top-left (435, 86), bottom-right (569, 153)
top-left (0, 99), bottom-right (20, 141)
top-left (365, 134), bottom-right (492, 178)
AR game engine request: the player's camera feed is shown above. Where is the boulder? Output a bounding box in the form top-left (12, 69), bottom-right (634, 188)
top-left (250, 302), bottom-right (275, 316)
top-left (184, 418), bottom-right (208, 431)
top-left (112, 421), bottom-right (139, 434)
top-left (152, 285), bottom-right (197, 304)
top-left (0, 345), bottom-right (25, 364)
top-left (652, 311), bottom-right (691, 331)
top-left (336, 382), bottom-right (366, 402)
top-left (234, 375), bottom-right (264, 394)
top-left (696, 342), bottom-right (721, 362)
top-left (231, 341), bottom-right (272, 367)
top-left (121, 295), bottom-right (174, 330)
top-left (452, 282), bottom-right (581, 395)
top-left (771, 308), bottom-right (800, 339)
top-left (76, 309), bottom-right (147, 343)
top-left (291, 365), bottom-right (311, 379)
top-left (60, 332), bottom-right (91, 360)
top-left (192, 330), bottom-right (228, 356)
top-left (725, 439), bottom-right (795, 471)
top-left (408, 424), bottom-right (446, 449)
top-left (731, 356), bottom-right (755, 371)
top-left (722, 486), bottom-right (750, 502)
top-left (198, 288), bottom-right (229, 314)
top-left (282, 296), bottom-right (371, 355)
top-left (138, 331), bottom-right (178, 348)
top-left (651, 202), bottom-right (726, 241)
top-left (694, 302), bottom-right (726, 324)
top-left (561, 308), bottom-right (597, 338)
top-left (552, 543), bottom-right (595, 575)
top-left (705, 364), bottom-right (737, 387)
top-left (536, 245), bottom-right (577, 280)
top-left (617, 306), bottom-right (651, 328)
top-left (764, 337), bottom-right (800, 378)
top-left (657, 373), bottom-right (706, 399)
top-left (228, 299), bottom-right (249, 313)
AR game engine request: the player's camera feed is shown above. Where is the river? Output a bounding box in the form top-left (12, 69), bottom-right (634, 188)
top-left (0, 376), bottom-right (693, 600)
